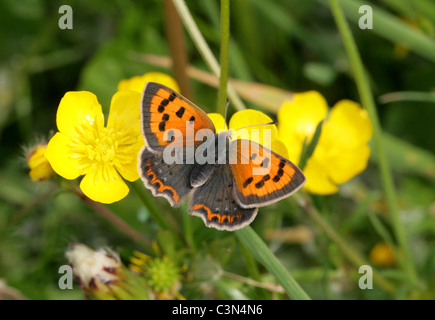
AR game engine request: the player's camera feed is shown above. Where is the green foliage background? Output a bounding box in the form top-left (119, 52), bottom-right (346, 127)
top-left (0, 0), bottom-right (434, 300)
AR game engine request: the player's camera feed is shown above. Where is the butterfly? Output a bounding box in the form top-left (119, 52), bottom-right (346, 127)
top-left (138, 82), bottom-right (306, 231)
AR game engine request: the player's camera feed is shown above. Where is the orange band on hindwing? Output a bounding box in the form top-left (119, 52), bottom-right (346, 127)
top-left (144, 164), bottom-right (179, 203)
top-left (192, 204), bottom-right (242, 224)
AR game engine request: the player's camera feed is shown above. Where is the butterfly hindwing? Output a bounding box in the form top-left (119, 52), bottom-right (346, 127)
top-left (230, 139), bottom-right (306, 208)
top-left (141, 82), bottom-right (216, 152)
top-left (190, 164), bottom-right (258, 231)
top-left (138, 146), bottom-right (195, 207)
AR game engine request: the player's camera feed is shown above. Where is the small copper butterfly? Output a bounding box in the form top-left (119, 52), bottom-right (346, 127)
top-left (138, 82), bottom-right (306, 231)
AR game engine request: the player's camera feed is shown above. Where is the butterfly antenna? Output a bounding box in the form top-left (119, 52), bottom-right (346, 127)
top-left (236, 121), bottom-right (277, 131)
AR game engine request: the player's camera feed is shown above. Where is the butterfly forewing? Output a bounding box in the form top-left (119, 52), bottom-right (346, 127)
top-left (230, 139), bottom-right (306, 208)
top-left (141, 82), bottom-right (216, 152)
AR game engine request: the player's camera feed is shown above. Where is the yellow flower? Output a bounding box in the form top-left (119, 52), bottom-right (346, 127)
top-left (369, 242), bottom-right (396, 267)
top-left (26, 143), bottom-right (54, 182)
top-left (45, 90), bottom-right (143, 203)
top-left (278, 91), bottom-right (372, 194)
top-left (208, 109), bottom-right (288, 157)
top-left (118, 72), bottom-right (180, 94)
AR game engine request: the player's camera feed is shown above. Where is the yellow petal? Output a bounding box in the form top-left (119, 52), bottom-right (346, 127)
top-left (117, 72), bottom-right (180, 94)
top-left (28, 145), bottom-right (54, 182)
top-left (321, 100), bottom-right (372, 149)
top-left (278, 91), bottom-right (328, 143)
top-left (45, 132), bottom-right (84, 180)
top-left (56, 91), bottom-right (104, 137)
top-left (28, 145), bottom-right (49, 169)
top-left (80, 164), bottom-right (129, 204)
top-left (303, 157), bottom-right (338, 195)
top-left (325, 144), bottom-right (371, 184)
top-left (207, 113), bottom-right (228, 133)
top-left (107, 90), bottom-right (142, 133)
top-left (106, 90), bottom-right (144, 182)
top-left (229, 109), bottom-right (277, 149)
top-left (115, 136), bottom-right (144, 182)
top-left (29, 163), bottom-right (53, 182)
top-left (271, 139), bottom-right (289, 158)
top-left (279, 134), bottom-right (303, 166)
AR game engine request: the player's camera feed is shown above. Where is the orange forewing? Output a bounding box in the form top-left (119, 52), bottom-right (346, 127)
top-left (141, 82), bottom-right (215, 151)
top-left (230, 139), bottom-right (306, 208)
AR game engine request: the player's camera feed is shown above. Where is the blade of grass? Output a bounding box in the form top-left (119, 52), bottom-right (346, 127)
top-left (323, 0), bottom-right (435, 63)
top-left (378, 91), bottom-right (435, 104)
top-left (236, 226), bottom-right (311, 300)
top-left (328, 0), bottom-right (419, 286)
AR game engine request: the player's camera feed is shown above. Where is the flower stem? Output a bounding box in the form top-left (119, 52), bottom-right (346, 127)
top-left (171, 0), bottom-right (246, 111)
top-left (236, 226), bottom-right (311, 300)
top-left (217, 0), bottom-right (230, 115)
top-left (72, 187), bottom-right (153, 251)
top-left (163, 0), bottom-right (192, 98)
top-left (328, 0), bottom-right (418, 286)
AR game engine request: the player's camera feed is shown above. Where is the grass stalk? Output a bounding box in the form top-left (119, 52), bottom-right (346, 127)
top-left (236, 226), bottom-right (311, 300)
top-left (328, 0), bottom-right (418, 286)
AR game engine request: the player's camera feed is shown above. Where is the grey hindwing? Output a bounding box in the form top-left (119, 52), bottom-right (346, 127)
top-left (138, 147), bottom-right (195, 207)
top-left (189, 164), bottom-right (258, 231)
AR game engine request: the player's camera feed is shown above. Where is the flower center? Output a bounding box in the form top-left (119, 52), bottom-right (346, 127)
top-left (87, 129), bottom-right (117, 163)
top-left (69, 117), bottom-right (122, 174)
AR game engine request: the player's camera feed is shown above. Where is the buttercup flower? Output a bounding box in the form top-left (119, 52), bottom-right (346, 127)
top-left (45, 90), bottom-right (143, 203)
top-left (208, 109), bottom-right (288, 157)
top-left (118, 72), bottom-right (180, 94)
top-left (26, 143), bottom-right (54, 182)
top-left (278, 91), bottom-right (372, 194)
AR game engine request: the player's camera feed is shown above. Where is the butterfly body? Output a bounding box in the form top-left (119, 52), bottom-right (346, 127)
top-left (139, 82), bottom-right (306, 231)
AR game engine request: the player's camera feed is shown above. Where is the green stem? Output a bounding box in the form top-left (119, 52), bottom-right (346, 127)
top-left (172, 0), bottom-right (246, 111)
top-left (328, 0), bottom-right (418, 285)
top-left (129, 180), bottom-right (182, 239)
top-left (72, 187), bottom-right (153, 251)
top-left (217, 0), bottom-right (230, 115)
top-left (236, 226), bottom-right (311, 300)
